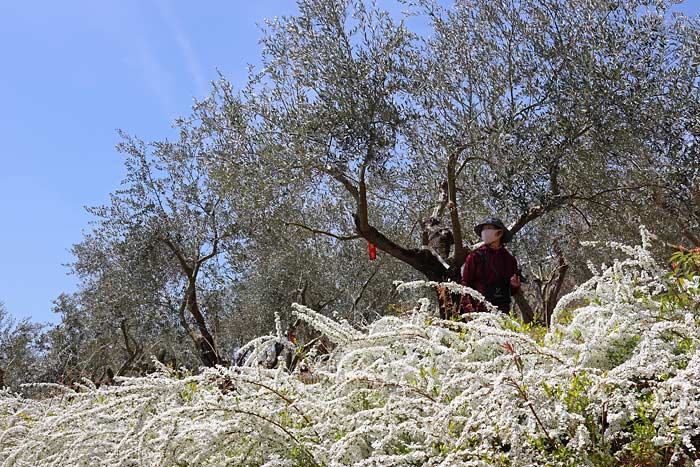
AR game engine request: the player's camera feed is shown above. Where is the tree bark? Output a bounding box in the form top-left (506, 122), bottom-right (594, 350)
top-left (161, 235), bottom-right (223, 367)
top-left (117, 319), bottom-right (141, 376)
top-left (447, 153), bottom-right (466, 264)
top-left (186, 282), bottom-right (222, 367)
top-left (544, 262), bottom-right (569, 327)
top-left (513, 290), bottom-right (535, 324)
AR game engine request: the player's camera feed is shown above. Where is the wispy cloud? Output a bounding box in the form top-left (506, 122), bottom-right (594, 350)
top-left (134, 44), bottom-right (178, 118)
top-left (153, 0), bottom-right (209, 98)
top-left (89, 1), bottom-right (179, 120)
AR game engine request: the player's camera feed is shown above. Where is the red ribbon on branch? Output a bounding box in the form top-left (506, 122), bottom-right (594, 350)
top-left (367, 242), bottom-right (377, 261)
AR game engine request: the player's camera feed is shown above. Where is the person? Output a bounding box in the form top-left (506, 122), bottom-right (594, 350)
top-left (460, 218), bottom-right (521, 314)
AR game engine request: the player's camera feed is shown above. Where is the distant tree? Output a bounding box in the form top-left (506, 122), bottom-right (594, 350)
top-left (47, 236), bottom-right (200, 382)
top-left (0, 302), bottom-right (44, 390)
top-left (72, 127), bottom-right (241, 368)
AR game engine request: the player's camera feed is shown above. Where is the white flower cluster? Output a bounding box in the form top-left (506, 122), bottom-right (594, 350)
top-left (1, 229), bottom-right (699, 466)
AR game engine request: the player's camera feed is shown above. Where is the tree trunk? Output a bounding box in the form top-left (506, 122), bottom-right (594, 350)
top-left (160, 236), bottom-right (223, 367)
top-left (514, 290), bottom-right (535, 324)
top-left (187, 283), bottom-right (222, 367)
top-left (544, 263), bottom-right (569, 327)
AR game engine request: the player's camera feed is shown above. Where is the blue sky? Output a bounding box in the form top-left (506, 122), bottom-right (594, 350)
top-left (0, 1), bottom-right (298, 324)
top-left (1, 1), bottom-right (699, 325)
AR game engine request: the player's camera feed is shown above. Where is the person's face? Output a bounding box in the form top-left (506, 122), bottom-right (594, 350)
top-left (482, 224), bottom-right (503, 239)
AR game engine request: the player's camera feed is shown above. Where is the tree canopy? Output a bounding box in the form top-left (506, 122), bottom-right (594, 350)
top-left (1, 0), bottom-right (699, 385)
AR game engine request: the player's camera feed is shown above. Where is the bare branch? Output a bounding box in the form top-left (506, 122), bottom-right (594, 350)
top-left (159, 236), bottom-right (194, 276)
top-left (316, 165), bottom-right (360, 202)
top-left (447, 151), bottom-right (466, 264)
top-left (285, 222), bottom-right (360, 241)
top-left (456, 155), bottom-right (493, 179)
top-left (430, 181), bottom-right (449, 219)
top-left (351, 266), bottom-right (381, 318)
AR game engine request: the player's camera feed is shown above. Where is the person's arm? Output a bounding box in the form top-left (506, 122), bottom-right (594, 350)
top-left (461, 252), bottom-right (478, 287)
top-left (509, 256), bottom-right (521, 293)
top-left (461, 253), bottom-right (478, 312)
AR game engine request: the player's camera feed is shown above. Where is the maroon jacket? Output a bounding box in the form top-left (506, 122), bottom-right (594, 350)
top-left (460, 245), bottom-right (520, 313)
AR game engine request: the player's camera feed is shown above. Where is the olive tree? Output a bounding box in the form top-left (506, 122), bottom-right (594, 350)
top-left (0, 303), bottom-right (45, 390)
top-left (54, 0), bottom-right (700, 372)
top-left (72, 126), bottom-right (241, 368)
top-left (201, 0), bottom-right (699, 320)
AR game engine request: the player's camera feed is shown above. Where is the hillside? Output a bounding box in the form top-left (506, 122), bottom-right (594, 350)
top-left (2, 229), bottom-right (699, 467)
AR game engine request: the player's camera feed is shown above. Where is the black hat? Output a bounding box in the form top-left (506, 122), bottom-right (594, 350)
top-left (474, 217), bottom-right (513, 243)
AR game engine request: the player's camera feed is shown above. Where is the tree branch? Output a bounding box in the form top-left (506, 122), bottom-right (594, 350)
top-left (351, 266), bottom-right (380, 319)
top-left (357, 163), bottom-right (370, 231)
top-left (160, 236), bottom-right (193, 276)
top-left (285, 222), bottom-right (360, 241)
top-left (447, 150), bottom-right (466, 264)
top-left (353, 215), bottom-right (445, 278)
top-left (316, 165), bottom-right (360, 202)
top-left (119, 319), bottom-right (137, 358)
top-left (430, 181), bottom-right (450, 219)
top-left (175, 294), bottom-right (197, 345)
top-left (508, 204), bottom-right (551, 237)
top-left (509, 183), bottom-right (658, 238)
top-left (197, 234), bottom-right (219, 274)
top-left (456, 155), bottom-right (493, 179)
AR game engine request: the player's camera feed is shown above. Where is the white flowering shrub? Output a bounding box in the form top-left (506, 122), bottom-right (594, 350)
top-left (2, 229), bottom-right (700, 466)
